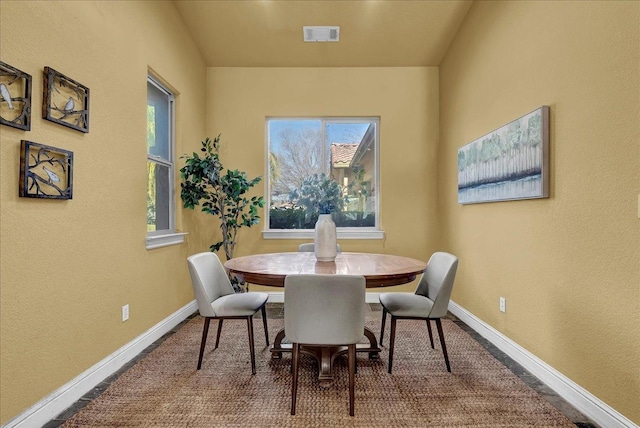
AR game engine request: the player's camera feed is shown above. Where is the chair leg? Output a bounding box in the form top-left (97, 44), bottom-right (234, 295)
top-left (388, 316), bottom-right (397, 374)
top-left (291, 343), bottom-right (300, 415)
top-left (261, 305), bottom-right (270, 345)
top-left (348, 344), bottom-right (356, 416)
top-left (435, 318), bottom-right (451, 372)
top-left (426, 319), bottom-right (435, 349)
top-left (215, 319), bottom-right (224, 348)
top-left (247, 316), bottom-right (256, 375)
top-left (380, 307), bottom-right (387, 346)
top-left (197, 317), bottom-right (211, 370)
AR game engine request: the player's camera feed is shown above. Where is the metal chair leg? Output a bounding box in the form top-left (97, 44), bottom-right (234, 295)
top-left (348, 344), bottom-right (356, 416)
top-left (261, 305), bottom-right (270, 345)
top-left (435, 318), bottom-right (451, 372)
top-left (291, 343), bottom-right (300, 415)
top-left (426, 319), bottom-right (434, 349)
top-left (215, 319), bottom-right (224, 348)
top-left (388, 316), bottom-right (397, 373)
top-left (380, 307), bottom-right (387, 346)
top-left (197, 318), bottom-right (211, 370)
top-left (247, 316), bottom-right (256, 375)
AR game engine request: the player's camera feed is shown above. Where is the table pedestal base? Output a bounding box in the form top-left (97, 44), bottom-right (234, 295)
top-left (270, 327), bottom-right (381, 384)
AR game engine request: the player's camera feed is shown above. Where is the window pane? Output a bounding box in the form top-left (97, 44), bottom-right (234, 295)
top-left (327, 122), bottom-right (376, 228)
top-left (146, 77), bottom-right (174, 238)
top-left (147, 81), bottom-right (170, 161)
top-left (147, 161), bottom-right (170, 232)
top-left (269, 119), bottom-right (324, 197)
top-left (268, 118), bottom-right (378, 230)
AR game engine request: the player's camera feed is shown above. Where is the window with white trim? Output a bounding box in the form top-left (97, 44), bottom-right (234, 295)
top-left (266, 118), bottom-right (381, 238)
top-left (146, 77), bottom-right (175, 239)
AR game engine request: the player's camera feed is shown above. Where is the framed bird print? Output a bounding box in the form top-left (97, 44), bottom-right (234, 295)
top-left (0, 61), bottom-right (32, 131)
top-left (42, 67), bottom-right (89, 133)
top-left (19, 140), bottom-right (74, 199)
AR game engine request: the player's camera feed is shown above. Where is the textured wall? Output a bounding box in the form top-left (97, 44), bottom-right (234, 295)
top-left (439, 1), bottom-right (640, 422)
top-left (0, 1), bottom-right (206, 423)
top-left (203, 67), bottom-right (440, 293)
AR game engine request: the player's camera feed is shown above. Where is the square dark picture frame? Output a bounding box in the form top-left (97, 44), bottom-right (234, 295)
top-left (0, 61), bottom-right (32, 131)
top-left (42, 67), bottom-right (89, 133)
top-left (19, 140), bottom-right (74, 199)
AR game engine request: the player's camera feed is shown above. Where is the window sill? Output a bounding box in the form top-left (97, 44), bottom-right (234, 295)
top-left (262, 229), bottom-right (384, 240)
top-left (146, 232), bottom-right (188, 250)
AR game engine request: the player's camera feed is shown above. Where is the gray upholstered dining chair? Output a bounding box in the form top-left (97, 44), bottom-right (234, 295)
top-left (379, 252), bottom-right (458, 373)
top-left (187, 252), bottom-right (269, 374)
top-left (284, 274), bottom-right (365, 416)
top-left (297, 242), bottom-right (342, 253)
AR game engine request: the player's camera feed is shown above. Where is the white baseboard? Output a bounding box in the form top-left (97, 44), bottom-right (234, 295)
top-left (267, 291), bottom-right (381, 304)
top-left (448, 301), bottom-right (637, 428)
top-left (266, 291), bottom-right (284, 302)
top-left (3, 301), bottom-right (198, 428)
top-left (365, 292), bottom-right (382, 304)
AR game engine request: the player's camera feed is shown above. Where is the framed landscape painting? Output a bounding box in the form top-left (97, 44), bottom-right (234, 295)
top-left (457, 106), bottom-right (549, 204)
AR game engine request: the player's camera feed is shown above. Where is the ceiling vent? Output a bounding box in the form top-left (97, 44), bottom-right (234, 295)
top-left (303, 26), bottom-right (340, 42)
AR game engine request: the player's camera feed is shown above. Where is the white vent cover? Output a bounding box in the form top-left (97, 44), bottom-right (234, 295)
top-left (303, 26), bottom-right (340, 42)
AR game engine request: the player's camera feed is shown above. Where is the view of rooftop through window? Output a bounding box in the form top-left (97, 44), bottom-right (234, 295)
top-left (267, 118), bottom-right (379, 230)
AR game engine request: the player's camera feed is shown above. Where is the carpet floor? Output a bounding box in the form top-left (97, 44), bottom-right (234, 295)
top-left (60, 313), bottom-right (578, 427)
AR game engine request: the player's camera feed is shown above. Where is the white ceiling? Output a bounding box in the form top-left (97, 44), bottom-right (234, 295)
top-left (173, 0), bottom-right (473, 67)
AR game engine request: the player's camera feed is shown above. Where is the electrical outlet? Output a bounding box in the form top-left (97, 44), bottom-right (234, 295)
top-left (499, 297), bottom-right (506, 313)
top-left (122, 304), bottom-right (129, 322)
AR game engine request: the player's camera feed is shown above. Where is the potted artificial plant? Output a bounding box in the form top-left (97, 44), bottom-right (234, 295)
top-left (180, 135), bottom-right (265, 287)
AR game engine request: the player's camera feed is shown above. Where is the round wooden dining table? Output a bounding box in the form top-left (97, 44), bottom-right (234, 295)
top-left (224, 252), bottom-right (427, 383)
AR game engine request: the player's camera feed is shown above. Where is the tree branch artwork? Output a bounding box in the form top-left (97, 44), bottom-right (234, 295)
top-left (42, 67), bottom-right (89, 133)
top-left (0, 61), bottom-right (32, 131)
top-left (19, 140), bottom-right (74, 199)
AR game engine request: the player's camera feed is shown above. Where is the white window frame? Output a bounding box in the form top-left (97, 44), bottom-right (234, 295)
top-left (263, 117), bottom-right (383, 240)
top-left (145, 75), bottom-right (185, 249)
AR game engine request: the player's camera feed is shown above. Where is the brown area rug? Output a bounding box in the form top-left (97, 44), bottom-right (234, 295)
top-left (63, 316), bottom-right (574, 427)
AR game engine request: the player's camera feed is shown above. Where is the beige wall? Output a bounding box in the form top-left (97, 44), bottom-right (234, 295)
top-left (204, 67), bottom-right (441, 293)
top-left (3, 0), bottom-right (638, 425)
top-left (0, 1), bottom-right (206, 423)
top-left (439, 1), bottom-right (639, 423)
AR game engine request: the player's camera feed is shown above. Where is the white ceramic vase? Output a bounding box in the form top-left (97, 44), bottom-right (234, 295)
top-left (314, 213), bottom-right (337, 262)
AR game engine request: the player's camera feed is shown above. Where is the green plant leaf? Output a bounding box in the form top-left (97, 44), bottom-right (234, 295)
top-left (180, 135), bottom-right (264, 261)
